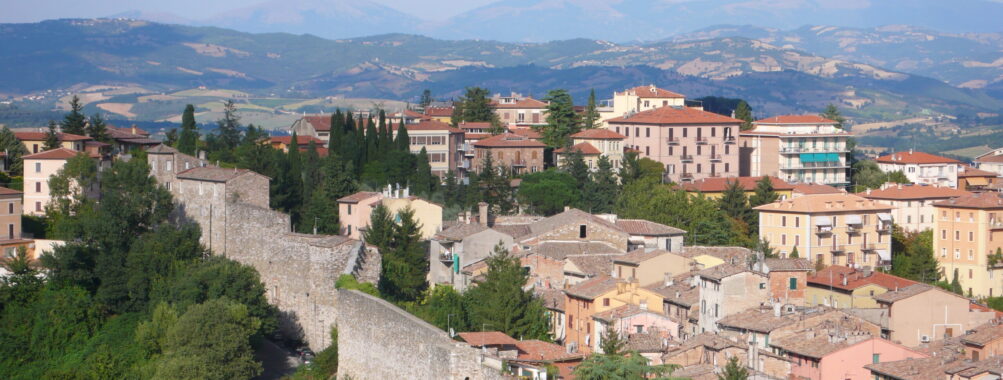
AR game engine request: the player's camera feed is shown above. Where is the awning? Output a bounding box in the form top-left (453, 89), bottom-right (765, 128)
top-left (826, 153), bottom-right (839, 162)
top-left (845, 215), bottom-right (862, 225)
top-left (968, 177), bottom-right (989, 186)
top-left (800, 153), bottom-right (814, 163)
top-left (877, 213), bottom-right (892, 222)
top-left (877, 249), bottom-right (891, 261)
top-left (814, 216), bottom-right (832, 226)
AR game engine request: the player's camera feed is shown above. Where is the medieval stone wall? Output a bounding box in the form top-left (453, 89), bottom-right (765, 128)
top-left (336, 289), bottom-right (511, 380)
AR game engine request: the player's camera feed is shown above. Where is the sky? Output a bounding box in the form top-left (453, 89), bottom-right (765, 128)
top-left (0, 0), bottom-right (496, 23)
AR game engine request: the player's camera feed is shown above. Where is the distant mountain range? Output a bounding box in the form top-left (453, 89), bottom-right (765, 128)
top-left (108, 0), bottom-right (1003, 42)
top-left (1, 18), bottom-right (1002, 122)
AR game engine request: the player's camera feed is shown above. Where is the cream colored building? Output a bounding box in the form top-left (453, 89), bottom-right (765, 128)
top-left (876, 150), bottom-right (962, 189)
top-left (611, 249), bottom-right (695, 287)
top-left (597, 85), bottom-right (687, 127)
top-left (22, 148), bottom-right (99, 216)
top-left (392, 120), bottom-right (466, 178)
top-left (754, 194), bottom-right (894, 268)
top-left (555, 128), bottom-right (627, 171)
top-left (337, 187), bottom-right (443, 240)
top-left (859, 183), bottom-right (971, 233)
top-left (15, 131), bottom-right (91, 154)
top-left (932, 192), bottom-right (1003, 298)
top-left (740, 115), bottom-right (851, 187)
top-left (491, 93), bottom-right (548, 128)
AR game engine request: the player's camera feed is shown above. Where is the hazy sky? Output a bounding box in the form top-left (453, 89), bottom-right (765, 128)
top-left (0, 0), bottom-right (496, 23)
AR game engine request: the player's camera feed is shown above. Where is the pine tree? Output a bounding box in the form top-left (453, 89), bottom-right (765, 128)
top-left (61, 95), bottom-right (87, 136)
top-left (718, 356), bottom-right (749, 380)
top-left (565, 150), bottom-right (591, 192)
top-left (216, 100), bottom-right (242, 150)
top-left (443, 171), bottom-right (459, 207)
top-left (177, 104), bottom-right (199, 155)
top-left (821, 104), bottom-right (846, 129)
top-left (395, 120), bottom-right (410, 152)
top-left (464, 243), bottom-right (550, 340)
top-left (0, 126), bottom-right (27, 176)
top-left (735, 100), bottom-right (754, 131)
top-left (951, 268), bottom-right (964, 295)
top-left (364, 204), bottom-right (394, 251)
top-left (411, 147), bottom-right (434, 196)
top-left (378, 207), bottom-right (428, 302)
top-left (450, 100), bottom-right (464, 127)
top-left (748, 176), bottom-right (778, 207)
top-left (538, 89), bottom-right (579, 148)
top-left (419, 89), bottom-right (433, 111)
top-left (365, 118), bottom-right (379, 164)
top-left (599, 326), bottom-right (625, 355)
top-left (789, 246), bottom-right (799, 259)
top-left (459, 87), bottom-right (495, 124)
top-left (478, 152), bottom-right (515, 215)
top-left (86, 113), bottom-right (110, 143)
top-left (44, 120), bottom-right (61, 150)
top-left (583, 89), bottom-right (600, 129)
top-left (718, 180), bottom-right (750, 222)
top-left (590, 156), bottom-right (619, 214)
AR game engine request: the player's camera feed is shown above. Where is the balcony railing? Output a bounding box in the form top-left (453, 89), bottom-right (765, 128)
top-left (666, 137), bottom-right (680, 145)
top-left (782, 163), bottom-right (849, 170)
top-left (860, 244), bottom-right (878, 252)
top-left (830, 245), bottom-right (847, 254)
top-left (816, 226), bottom-right (833, 235)
top-left (459, 160), bottom-right (471, 169)
top-left (696, 137), bottom-right (708, 145)
top-left (511, 159), bottom-right (527, 167)
top-left (780, 147), bottom-right (848, 154)
top-left (681, 155), bottom-right (693, 163)
top-left (724, 136), bottom-right (736, 144)
top-left (878, 224), bottom-right (893, 233)
top-left (847, 226), bottom-right (861, 235)
top-left (680, 172), bottom-right (694, 180)
top-left (709, 154), bottom-right (722, 162)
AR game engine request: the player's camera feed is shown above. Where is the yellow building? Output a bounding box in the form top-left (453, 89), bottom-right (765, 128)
top-left (932, 192), bottom-right (1003, 298)
top-left (806, 265), bottom-right (918, 309)
top-left (16, 131), bottom-right (91, 154)
top-left (564, 276), bottom-right (664, 354)
top-left (754, 194), bottom-right (894, 267)
top-left (337, 188), bottom-right (443, 240)
top-left (681, 176), bottom-right (795, 201)
top-left (611, 249), bottom-right (695, 287)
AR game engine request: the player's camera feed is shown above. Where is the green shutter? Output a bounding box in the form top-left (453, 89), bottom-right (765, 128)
top-left (789, 277), bottom-right (798, 290)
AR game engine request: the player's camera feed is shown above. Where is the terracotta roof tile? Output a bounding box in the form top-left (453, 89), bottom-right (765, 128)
top-left (564, 275), bottom-right (618, 300)
top-left (15, 131), bottom-right (91, 141)
top-left (958, 166), bottom-right (998, 178)
top-left (336, 191), bottom-right (381, 204)
top-left (873, 283), bottom-right (947, 304)
top-left (571, 128), bottom-right (627, 139)
top-left (625, 331), bottom-right (667, 353)
top-left (554, 142), bottom-right (600, 155)
top-left (865, 357), bottom-right (956, 380)
top-left (458, 331), bottom-right (519, 347)
top-left (492, 97), bottom-right (548, 109)
top-left (614, 219), bottom-right (685, 236)
top-left (592, 304), bottom-right (664, 323)
top-left (696, 263), bottom-right (752, 281)
top-left (513, 339), bottom-right (582, 362)
top-left (960, 322), bottom-right (1003, 347)
top-left (876, 151), bottom-right (961, 165)
top-left (434, 223), bottom-right (489, 241)
top-left (0, 187), bottom-right (22, 195)
top-left (808, 266), bottom-right (917, 292)
top-left (423, 106), bottom-right (454, 117)
top-left (975, 154), bottom-right (1003, 163)
top-left (619, 85), bottom-right (685, 99)
top-left (762, 258), bottom-right (813, 272)
top-left (678, 246), bottom-right (752, 264)
top-left (681, 176), bottom-right (795, 193)
top-left (302, 115), bottom-right (332, 132)
top-left (394, 120), bottom-right (463, 133)
top-left (473, 133), bottom-right (547, 148)
top-left (793, 183), bottom-right (845, 195)
top-left (933, 192), bottom-right (1003, 210)
top-left (532, 241), bottom-right (622, 260)
top-left (717, 307), bottom-right (804, 333)
top-left (456, 121), bottom-right (493, 129)
top-left (858, 184), bottom-right (971, 200)
top-left (22, 147), bottom-right (95, 160)
top-left (565, 255), bottom-right (616, 277)
top-left (753, 193), bottom-right (893, 213)
top-left (645, 273), bottom-right (699, 307)
top-left (755, 115), bottom-right (837, 124)
top-left (537, 288), bottom-right (566, 312)
top-left (607, 106), bottom-right (743, 125)
top-left (614, 248), bottom-right (671, 265)
top-left (510, 128), bottom-right (542, 139)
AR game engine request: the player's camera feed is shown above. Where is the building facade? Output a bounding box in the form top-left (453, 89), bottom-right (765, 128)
top-left (876, 150), bottom-right (962, 189)
top-left (932, 192), bottom-right (1003, 297)
top-left (393, 120), bottom-right (466, 178)
top-left (22, 148), bottom-right (100, 216)
top-left (607, 106), bottom-right (741, 183)
top-left (739, 115), bottom-right (850, 187)
top-left (859, 183), bottom-right (971, 233)
top-left (472, 133), bottom-right (546, 175)
top-left (596, 85), bottom-right (687, 127)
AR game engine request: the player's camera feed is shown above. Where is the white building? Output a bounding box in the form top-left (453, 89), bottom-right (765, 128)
top-left (875, 150), bottom-right (962, 189)
top-left (858, 183), bottom-right (971, 233)
top-left (597, 85), bottom-right (689, 127)
top-left (740, 115), bottom-right (851, 187)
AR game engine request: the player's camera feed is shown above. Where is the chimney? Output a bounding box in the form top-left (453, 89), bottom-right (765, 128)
top-left (773, 303), bottom-right (782, 317)
top-left (909, 148), bottom-right (913, 154)
top-left (564, 206), bottom-right (571, 212)
top-left (464, 210), bottom-right (472, 225)
top-left (841, 275), bottom-right (848, 286)
top-left (664, 272), bottom-right (674, 286)
top-left (639, 300), bottom-right (648, 310)
top-left (478, 202), bottom-right (489, 227)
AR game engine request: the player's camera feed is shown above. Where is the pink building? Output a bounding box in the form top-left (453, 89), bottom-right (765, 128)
top-left (775, 336), bottom-right (927, 380)
top-left (606, 106), bottom-right (741, 183)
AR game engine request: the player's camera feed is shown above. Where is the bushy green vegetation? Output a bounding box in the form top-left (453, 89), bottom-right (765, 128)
top-left (0, 157), bottom-right (277, 379)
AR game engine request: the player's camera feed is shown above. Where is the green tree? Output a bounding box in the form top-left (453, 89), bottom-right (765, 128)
top-left (44, 120), bottom-right (61, 150)
top-left (886, 170), bottom-right (911, 184)
top-left (717, 356), bottom-right (749, 380)
top-left (718, 180), bottom-right (750, 221)
top-left (0, 247), bottom-right (44, 312)
top-left (616, 178), bottom-right (738, 246)
top-left (464, 243), bottom-right (550, 340)
top-left (411, 147), bottom-right (434, 196)
top-left (478, 152), bottom-right (515, 215)
top-left (748, 176), bottom-right (778, 207)
top-left (599, 326), bottom-right (625, 355)
top-left (364, 204), bottom-right (395, 251)
top-left (457, 87), bottom-right (496, 124)
top-left (950, 268), bottom-right (964, 295)
top-left (164, 128), bottom-right (179, 147)
top-left (416, 285), bottom-right (468, 333)
top-left (518, 170), bottom-right (580, 216)
top-left (573, 352), bottom-right (679, 380)
top-left (619, 152), bottom-right (664, 186)
top-left (177, 104), bottom-right (200, 155)
top-left (852, 160), bottom-right (889, 191)
top-left (154, 298), bottom-right (262, 380)
top-left (0, 126), bottom-right (28, 176)
top-left (46, 152), bottom-right (98, 215)
top-left (821, 104), bottom-right (846, 129)
top-left (582, 89), bottom-right (600, 130)
top-left (538, 89), bottom-right (579, 147)
top-left (87, 113), bottom-right (110, 142)
top-left (124, 224), bottom-right (206, 310)
top-left (301, 157), bottom-right (357, 235)
top-left (419, 89), bottom-right (433, 111)
top-left (589, 155), bottom-right (619, 214)
top-left (61, 95), bottom-right (87, 136)
top-left (378, 207), bottom-right (428, 303)
top-left (215, 100), bottom-right (242, 151)
top-left (735, 100), bottom-right (754, 131)
top-left (789, 246), bottom-right (799, 258)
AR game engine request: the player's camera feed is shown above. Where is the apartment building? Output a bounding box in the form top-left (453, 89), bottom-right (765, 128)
top-left (22, 148), bottom-right (100, 216)
top-left (859, 183), bottom-right (971, 233)
top-left (606, 106), bottom-right (741, 183)
top-left (596, 85), bottom-right (687, 127)
top-left (392, 120), bottom-right (465, 178)
top-left (876, 150), bottom-right (962, 189)
top-left (932, 192), bottom-right (1003, 297)
top-left (739, 115), bottom-right (851, 187)
top-left (957, 165), bottom-right (1000, 192)
top-left (874, 284), bottom-right (996, 346)
top-left (0, 187), bottom-right (29, 258)
top-left (695, 264), bottom-right (769, 333)
top-left (15, 131), bottom-right (91, 154)
top-left (289, 115), bottom-right (333, 145)
top-left (563, 276), bottom-right (664, 354)
top-left (472, 133), bottom-right (546, 175)
top-left (806, 266), bottom-right (918, 309)
top-left (569, 128), bottom-right (626, 167)
top-left (491, 93), bottom-right (548, 128)
top-left (754, 194), bottom-right (894, 268)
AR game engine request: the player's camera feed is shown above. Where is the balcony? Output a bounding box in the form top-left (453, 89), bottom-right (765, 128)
top-left (780, 146), bottom-right (848, 154)
top-left (878, 224), bottom-right (893, 233)
top-left (680, 172), bottom-right (694, 182)
top-left (680, 155), bottom-right (693, 163)
top-left (666, 137), bottom-right (680, 145)
top-left (696, 137), bottom-right (708, 145)
top-left (991, 221), bottom-right (1003, 230)
top-left (459, 160), bottom-right (471, 169)
top-left (511, 159), bottom-right (527, 167)
top-left (847, 226), bottom-right (861, 235)
top-left (724, 136), bottom-right (736, 144)
top-left (861, 244), bottom-right (878, 252)
top-left (709, 154), bottom-right (722, 162)
top-left (815, 226), bottom-right (833, 236)
top-left (830, 245), bottom-right (846, 254)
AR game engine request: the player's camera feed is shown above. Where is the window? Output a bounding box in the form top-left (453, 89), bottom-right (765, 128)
top-left (970, 231), bottom-right (974, 241)
top-left (646, 128), bottom-right (650, 138)
top-left (625, 128), bottom-right (629, 137)
top-left (347, 205), bottom-right (352, 215)
top-left (789, 277), bottom-right (797, 290)
top-left (579, 225), bottom-right (587, 238)
top-left (34, 162), bottom-right (41, 173)
top-left (872, 354), bottom-right (880, 364)
top-left (603, 298), bottom-right (610, 307)
top-left (7, 224), bottom-right (13, 239)
top-left (35, 202), bottom-right (41, 212)
top-left (635, 127), bottom-right (639, 137)
top-left (942, 230), bottom-right (947, 239)
top-left (781, 234), bottom-right (787, 245)
top-left (696, 164), bottom-right (701, 173)
top-left (635, 325), bottom-right (643, 333)
top-left (725, 163), bottom-right (730, 173)
top-left (955, 249), bottom-right (960, 259)
top-left (955, 230), bottom-right (960, 240)
top-left (713, 304), bottom-right (719, 317)
top-left (683, 128), bottom-right (688, 138)
top-left (969, 250), bottom-right (974, 260)
top-left (35, 182), bottom-right (40, 193)
top-left (782, 216), bottom-right (787, 227)
top-left (532, 151), bottom-right (538, 159)
top-left (7, 203), bottom-right (12, 214)
top-left (941, 248), bottom-right (947, 257)
top-left (795, 217), bottom-right (800, 228)
top-left (646, 146), bottom-right (650, 156)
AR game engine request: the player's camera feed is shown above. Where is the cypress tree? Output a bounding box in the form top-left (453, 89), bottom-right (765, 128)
top-left (365, 118), bottom-right (378, 163)
top-left (951, 268), bottom-right (964, 295)
top-left (177, 104), bottom-right (199, 155)
top-left (411, 147), bottom-right (434, 196)
top-left (61, 95), bottom-right (87, 136)
top-left (329, 110), bottom-right (344, 151)
top-left (286, 132), bottom-right (303, 216)
top-left (735, 100), bottom-right (754, 131)
top-left (44, 120), bottom-right (61, 150)
top-left (583, 89), bottom-right (600, 129)
top-left (216, 100), bottom-right (242, 150)
top-left (395, 119), bottom-right (410, 152)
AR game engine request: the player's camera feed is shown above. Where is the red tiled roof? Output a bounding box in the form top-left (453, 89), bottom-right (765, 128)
top-left (876, 151), bottom-right (961, 165)
top-left (975, 154), bottom-right (1003, 163)
top-left (269, 135), bottom-right (325, 145)
top-left (390, 109), bottom-right (426, 119)
top-left (457, 121), bottom-right (492, 130)
top-left (807, 266), bottom-right (917, 292)
top-left (303, 115), bottom-right (332, 132)
top-left (457, 331), bottom-right (519, 347)
top-left (621, 85), bottom-right (684, 99)
top-left (933, 192), bottom-right (1003, 210)
top-left (755, 115), bottom-right (837, 124)
top-left (474, 133), bottom-right (546, 148)
top-left (959, 166), bottom-right (998, 178)
top-left (109, 125), bottom-right (151, 137)
top-left (337, 191), bottom-right (381, 204)
top-left (514, 339), bottom-right (582, 362)
top-left (394, 120), bottom-right (463, 133)
top-left (859, 185), bottom-right (971, 200)
top-left (793, 183), bottom-right (844, 195)
top-left (423, 106), bottom-right (453, 117)
top-left (0, 187), bottom-right (22, 195)
top-left (491, 98), bottom-right (548, 109)
top-left (465, 133), bottom-right (491, 140)
top-left (571, 128), bottom-right (627, 139)
top-left (22, 147), bottom-right (95, 160)
top-left (607, 106), bottom-right (742, 125)
top-left (15, 131), bottom-right (91, 141)
top-left (554, 142), bottom-right (600, 155)
top-left (681, 176), bottom-right (794, 193)
top-left (510, 128), bottom-right (542, 139)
